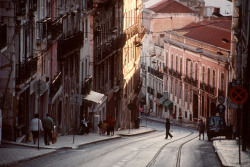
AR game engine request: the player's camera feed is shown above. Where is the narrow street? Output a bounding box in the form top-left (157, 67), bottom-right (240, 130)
top-left (14, 119), bottom-right (221, 167)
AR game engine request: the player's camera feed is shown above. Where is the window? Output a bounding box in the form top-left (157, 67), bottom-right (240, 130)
top-left (171, 79), bottom-right (173, 94)
top-left (175, 82), bottom-right (177, 97)
top-left (165, 77), bottom-right (168, 92)
top-left (212, 70), bottom-right (216, 87)
top-left (166, 52), bottom-right (168, 67)
top-left (85, 20), bottom-right (88, 38)
top-left (195, 63), bottom-right (198, 80)
top-left (179, 84), bottom-right (182, 99)
top-left (185, 88), bottom-right (188, 102)
top-left (207, 68), bottom-right (210, 85)
top-left (190, 61), bottom-right (193, 78)
top-left (186, 59), bottom-right (189, 75)
top-left (202, 66), bottom-right (205, 83)
top-left (221, 73), bottom-right (224, 90)
top-left (190, 91), bottom-right (192, 104)
top-left (176, 55), bottom-right (178, 71)
top-left (171, 54), bottom-right (174, 69)
top-left (180, 57), bottom-right (183, 74)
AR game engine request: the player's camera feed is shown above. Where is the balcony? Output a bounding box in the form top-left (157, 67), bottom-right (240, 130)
top-left (58, 31), bottom-right (83, 61)
top-left (0, 23), bottom-right (7, 51)
top-left (218, 89), bottom-right (225, 96)
top-left (176, 71), bottom-right (182, 80)
top-left (148, 67), bottom-right (163, 79)
top-left (190, 78), bottom-right (198, 87)
top-left (51, 20), bottom-right (62, 41)
top-left (16, 0), bottom-right (26, 17)
top-left (168, 68), bottom-right (173, 76)
top-left (134, 80), bottom-right (142, 94)
top-left (36, 18), bottom-right (52, 40)
top-left (82, 76), bottom-right (92, 95)
top-left (163, 66), bottom-right (168, 74)
top-left (16, 57), bottom-right (37, 86)
top-left (29, 0), bottom-right (38, 12)
top-left (157, 92), bottom-right (163, 99)
top-left (141, 63), bottom-right (146, 70)
top-left (184, 76), bottom-right (192, 85)
top-left (50, 72), bottom-right (62, 99)
top-left (147, 86), bottom-right (154, 95)
top-left (200, 82), bottom-right (206, 91)
top-left (200, 82), bottom-right (216, 95)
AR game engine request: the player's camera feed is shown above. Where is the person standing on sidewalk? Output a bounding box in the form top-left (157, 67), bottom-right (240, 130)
top-left (29, 113), bottom-right (43, 144)
top-left (198, 120), bottom-right (205, 140)
top-left (43, 113), bottom-right (54, 145)
top-left (165, 118), bottom-right (173, 139)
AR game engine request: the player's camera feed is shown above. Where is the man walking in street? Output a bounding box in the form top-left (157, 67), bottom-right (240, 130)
top-left (165, 118), bottom-right (173, 139)
top-left (198, 120), bottom-right (205, 140)
top-left (43, 113), bottom-right (54, 145)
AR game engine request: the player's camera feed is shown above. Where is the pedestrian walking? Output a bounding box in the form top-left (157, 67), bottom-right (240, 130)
top-left (110, 118), bottom-right (116, 136)
top-left (198, 120), bottom-right (205, 140)
top-left (102, 120), bottom-right (108, 135)
top-left (29, 113), bottom-right (43, 144)
top-left (165, 118), bottom-right (173, 139)
top-left (97, 121), bottom-right (103, 135)
top-left (140, 107), bottom-right (144, 116)
top-left (43, 113), bottom-right (54, 145)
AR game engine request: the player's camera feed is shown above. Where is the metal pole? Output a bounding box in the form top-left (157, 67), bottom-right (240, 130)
top-left (73, 99), bottom-right (76, 144)
top-left (238, 103), bottom-right (241, 164)
top-left (129, 109), bottom-right (131, 134)
top-left (37, 79), bottom-right (40, 150)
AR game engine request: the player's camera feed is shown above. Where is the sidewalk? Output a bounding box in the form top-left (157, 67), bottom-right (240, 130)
top-left (214, 139), bottom-right (250, 167)
top-left (0, 127), bottom-right (154, 167)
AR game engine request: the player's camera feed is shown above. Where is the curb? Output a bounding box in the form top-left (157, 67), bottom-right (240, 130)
top-left (144, 117), bottom-right (197, 130)
top-left (213, 141), bottom-right (229, 167)
top-left (118, 129), bottom-right (156, 136)
top-left (0, 150), bottom-right (57, 167)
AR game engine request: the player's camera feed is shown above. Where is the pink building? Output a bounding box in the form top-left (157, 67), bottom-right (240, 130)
top-left (164, 17), bottom-right (231, 123)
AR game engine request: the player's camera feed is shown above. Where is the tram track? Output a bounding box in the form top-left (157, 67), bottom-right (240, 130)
top-left (146, 132), bottom-right (198, 167)
top-left (33, 131), bottom-right (164, 167)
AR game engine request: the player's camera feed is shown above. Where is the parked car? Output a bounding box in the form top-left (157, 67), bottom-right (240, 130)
top-left (206, 116), bottom-right (231, 141)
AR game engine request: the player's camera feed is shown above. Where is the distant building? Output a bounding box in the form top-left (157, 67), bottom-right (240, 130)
top-left (141, 0), bottom-right (198, 118)
top-left (163, 17), bottom-right (231, 123)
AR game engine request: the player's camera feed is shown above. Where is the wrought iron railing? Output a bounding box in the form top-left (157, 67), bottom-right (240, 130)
top-left (16, 57), bottom-right (37, 85)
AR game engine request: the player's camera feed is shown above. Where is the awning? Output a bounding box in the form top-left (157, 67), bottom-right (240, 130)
top-left (154, 99), bottom-right (160, 105)
top-left (163, 100), bottom-right (173, 108)
top-left (159, 92), bottom-right (169, 105)
top-left (136, 92), bottom-right (146, 104)
top-left (83, 91), bottom-right (106, 104)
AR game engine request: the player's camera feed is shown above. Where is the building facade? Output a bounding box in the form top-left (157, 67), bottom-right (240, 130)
top-left (140, 0), bottom-right (198, 118)
top-left (163, 17), bottom-right (231, 123)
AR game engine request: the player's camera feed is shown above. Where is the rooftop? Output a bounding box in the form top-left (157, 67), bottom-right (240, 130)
top-left (149, 0), bottom-right (195, 13)
top-left (173, 18), bottom-right (232, 50)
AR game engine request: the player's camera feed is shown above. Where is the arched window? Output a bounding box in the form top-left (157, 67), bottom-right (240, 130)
top-left (180, 57), bottom-right (183, 74)
top-left (212, 70), bottom-right (216, 87)
top-left (221, 73), bottom-right (224, 90)
top-left (166, 52), bottom-right (168, 67)
top-left (176, 55), bottom-right (178, 71)
top-left (171, 54), bottom-right (174, 69)
top-left (195, 63), bottom-right (198, 80)
top-left (190, 61), bottom-right (193, 78)
top-left (207, 68), bottom-right (210, 85)
top-left (202, 66), bottom-right (205, 83)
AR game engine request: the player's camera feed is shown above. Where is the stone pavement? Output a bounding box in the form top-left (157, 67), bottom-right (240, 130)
top-left (214, 139), bottom-right (250, 167)
top-left (0, 127), bottom-right (154, 167)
